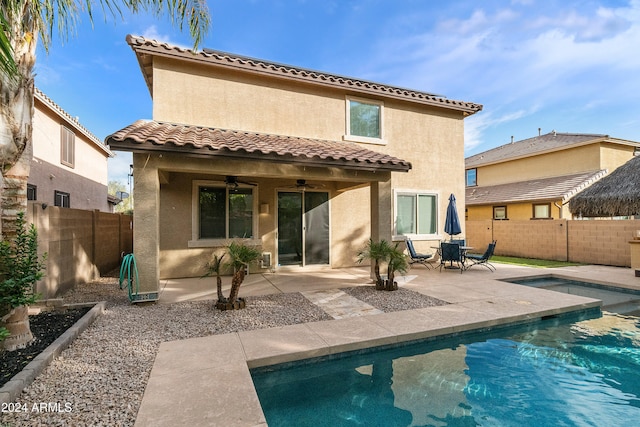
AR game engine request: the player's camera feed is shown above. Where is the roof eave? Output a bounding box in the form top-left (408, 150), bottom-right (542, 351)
top-left (126, 35), bottom-right (482, 116)
top-left (107, 140), bottom-right (412, 173)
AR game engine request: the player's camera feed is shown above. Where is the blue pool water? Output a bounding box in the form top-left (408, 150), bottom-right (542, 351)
top-left (252, 311), bottom-right (640, 426)
top-left (505, 276), bottom-right (640, 316)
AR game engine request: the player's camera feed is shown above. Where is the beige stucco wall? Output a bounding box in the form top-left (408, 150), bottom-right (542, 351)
top-left (475, 144), bottom-right (602, 187)
top-left (31, 98), bottom-right (110, 211)
top-left (466, 199), bottom-right (569, 221)
top-left (133, 56), bottom-right (470, 284)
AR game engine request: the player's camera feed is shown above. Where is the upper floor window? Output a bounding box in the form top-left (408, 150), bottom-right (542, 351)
top-left (54, 190), bottom-right (70, 208)
top-left (193, 182), bottom-right (255, 241)
top-left (395, 191), bottom-right (437, 237)
top-left (493, 206), bottom-right (507, 220)
top-left (61, 126), bottom-right (75, 168)
top-left (466, 169), bottom-right (477, 186)
top-left (532, 203), bottom-right (551, 219)
top-left (345, 97), bottom-right (384, 144)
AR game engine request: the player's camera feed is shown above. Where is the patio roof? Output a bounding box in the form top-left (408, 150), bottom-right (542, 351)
top-left (465, 170), bottom-right (607, 206)
top-left (106, 120), bottom-right (412, 172)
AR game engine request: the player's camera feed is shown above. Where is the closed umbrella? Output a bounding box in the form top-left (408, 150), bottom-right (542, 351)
top-left (444, 193), bottom-right (462, 239)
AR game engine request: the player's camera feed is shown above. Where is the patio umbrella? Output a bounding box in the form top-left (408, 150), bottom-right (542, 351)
top-left (444, 193), bottom-right (462, 239)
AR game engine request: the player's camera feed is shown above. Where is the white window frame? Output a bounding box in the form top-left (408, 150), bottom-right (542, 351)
top-left (344, 96), bottom-right (386, 145)
top-left (188, 180), bottom-right (260, 248)
top-left (466, 168), bottom-right (477, 187)
top-left (393, 189), bottom-right (439, 241)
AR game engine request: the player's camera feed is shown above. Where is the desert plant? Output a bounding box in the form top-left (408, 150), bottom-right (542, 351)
top-left (357, 239), bottom-right (392, 289)
top-left (385, 243), bottom-right (409, 291)
top-left (0, 212), bottom-right (46, 350)
top-left (357, 239), bottom-right (408, 291)
top-left (203, 252), bottom-right (225, 302)
top-left (225, 241), bottom-right (262, 305)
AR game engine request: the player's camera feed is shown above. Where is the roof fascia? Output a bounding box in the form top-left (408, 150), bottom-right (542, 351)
top-left (466, 138), bottom-right (614, 169)
top-left (128, 39), bottom-right (482, 116)
top-left (108, 140), bottom-right (411, 173)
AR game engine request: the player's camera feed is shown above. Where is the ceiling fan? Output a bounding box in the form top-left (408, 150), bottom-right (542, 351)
top-left (224, 176), bottom-right (257, 188)
top-left (285, 179), bottom-right (325, 191)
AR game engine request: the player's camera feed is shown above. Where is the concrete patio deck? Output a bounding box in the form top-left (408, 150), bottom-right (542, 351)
top-left (135, 263), bottom-right (639, 426)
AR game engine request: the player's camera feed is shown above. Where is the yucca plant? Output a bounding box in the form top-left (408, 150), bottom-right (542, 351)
top-left (203, 252), bottom-right (225, 302)
top-left (226, 241), bottom-right (262, 305)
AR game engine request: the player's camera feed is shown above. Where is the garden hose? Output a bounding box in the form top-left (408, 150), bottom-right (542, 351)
top-left (119, 253), bottom-right (140, 302)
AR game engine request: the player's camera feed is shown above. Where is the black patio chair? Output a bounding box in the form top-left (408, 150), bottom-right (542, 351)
top-left (439, 242), bottom-right (464, 273)
top-left (406, 238), bottom-right (434, 269)
top-left (465, 241), bottom-right (497, 271)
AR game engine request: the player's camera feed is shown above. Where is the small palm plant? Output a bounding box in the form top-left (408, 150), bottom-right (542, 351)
top-left (357, 239), bottom-right (408, 291)
top-left (385, 243), bottom-right (409, 291)
top-left (357, 239), bottom-right (392, 289)
top-left (206, 242), bottom-right (262, 310)
top-left (203, 252), bottom-right (225, 302)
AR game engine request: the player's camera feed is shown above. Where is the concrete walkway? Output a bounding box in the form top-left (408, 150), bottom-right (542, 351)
top-left (135, 264), bottom-right (639, 427)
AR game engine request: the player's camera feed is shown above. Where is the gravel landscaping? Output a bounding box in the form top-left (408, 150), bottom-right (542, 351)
top-left (2, 274), bottom-right (447, 426)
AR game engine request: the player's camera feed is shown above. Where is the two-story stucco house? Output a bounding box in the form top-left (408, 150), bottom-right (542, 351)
top-left (106, 35), bottom-right (482, 300)
top-left (30, 88), bottom-right (114, 212)
top-left (465, 131), bottom-right (640, 221)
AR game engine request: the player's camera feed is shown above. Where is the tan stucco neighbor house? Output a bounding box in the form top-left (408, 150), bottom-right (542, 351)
top-left (106, 35), bottom-right (482, 300)
top-left (31, 88), bottom-right (114, 212)
top-left (465, 132), bottom-right (640, 221)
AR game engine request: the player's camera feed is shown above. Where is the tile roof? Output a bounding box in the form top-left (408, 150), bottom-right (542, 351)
top-left (125, 35), bottom-right (482, 116)
top-left (465, 132), bottom-right (640, 167)
top-left (465, 170), bottom-right (608, 206)
top-left (106, 120), bottom-right (412, 172)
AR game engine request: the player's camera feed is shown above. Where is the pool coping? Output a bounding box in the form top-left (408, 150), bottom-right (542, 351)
top-left (133, 287), bottom-right (601, 427)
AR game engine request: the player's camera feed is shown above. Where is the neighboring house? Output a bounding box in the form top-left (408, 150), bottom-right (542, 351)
top-left (465, 132), bottom-right (640, 221)
top-left (106, 35), bottom-right (482, 299)
top-left (30, 88), bottom-right (114, 212)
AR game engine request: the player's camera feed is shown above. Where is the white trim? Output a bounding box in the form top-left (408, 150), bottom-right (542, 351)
top-left (393, 189), bottom-right (440, 241)
top-left (344, 95), bottom-right (385, 145)
top-left (189, 180), bottom-right (259, 246)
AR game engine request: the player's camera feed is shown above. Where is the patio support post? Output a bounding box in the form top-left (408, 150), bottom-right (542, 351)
top-left (370, 179), bottom-right (393, 279)
top-left (132, 154), bottom-right (160, 296)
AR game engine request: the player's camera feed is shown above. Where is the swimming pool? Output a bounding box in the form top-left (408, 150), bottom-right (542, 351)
top-left (252, 311), bottom-right (640, 426)
top-left (505, 276), bottom-right (640, 316)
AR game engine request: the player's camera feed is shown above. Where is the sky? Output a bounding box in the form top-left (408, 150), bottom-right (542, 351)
top-left (33, 0), bottom-right (640, 184)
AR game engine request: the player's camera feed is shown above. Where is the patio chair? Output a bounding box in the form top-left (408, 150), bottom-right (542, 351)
top-left (405, 238), bottom-right (434, 269)
top-left (439, 242), bottom-right (464, 273)
top-left (465, 241), bottom-right (497, 271)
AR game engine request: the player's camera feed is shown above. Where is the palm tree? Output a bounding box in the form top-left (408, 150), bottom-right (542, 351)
top-left (0, 0), bottom-right (209, 345)
top-left (224, 241), bottom-right (261, 308)
top-left (0, 0), bottom-right (210, 240)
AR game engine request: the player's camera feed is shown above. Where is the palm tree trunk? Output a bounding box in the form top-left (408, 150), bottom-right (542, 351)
top-left (1, 12), bottom-right (36, 241)
top-left (0, 16), bottom-right (37, 349)
top-left (216, 275), bottom-right (224, 302)
top-left (228, 268), bottom-right (245, 304)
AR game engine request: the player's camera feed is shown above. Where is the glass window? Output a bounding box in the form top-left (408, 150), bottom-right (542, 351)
top-left (54, 190), bottom-right (70, 208)
top-left (198, 185), bottom-right (254, 239)
top-left (347, 98), bottom-right (382, 139)
top-left (533, 203), bottom-right (551, 219)
top-left (396, 192), bottom-right (437, 236)
top-left (61, 126), bottom-right (75, 168)
top-left (493, 206), bottom-right (507, 220)
top-left (27, 184), bottom-right (37, 201)
top-left (466, 169), bottom-right (477, 186)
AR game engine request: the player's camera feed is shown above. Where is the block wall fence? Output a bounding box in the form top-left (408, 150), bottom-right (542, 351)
top-left (466, 219), bottom-right (640, 267)
top-left (26, 202), bottom-right (133, 299)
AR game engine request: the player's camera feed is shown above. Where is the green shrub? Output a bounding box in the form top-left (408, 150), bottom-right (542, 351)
top-left (0, 212), bottom-right (46, 314)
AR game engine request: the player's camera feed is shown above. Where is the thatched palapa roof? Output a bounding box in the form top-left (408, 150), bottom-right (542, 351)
top-left (570, 155), bottom-right (640, 217)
